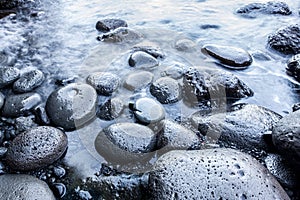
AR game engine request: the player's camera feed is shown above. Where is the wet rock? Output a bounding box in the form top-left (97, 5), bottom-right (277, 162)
top-left (14, 115), bottom-right (38, 135)
top-left (0, 174), bottom-right (56, 200)
top-left (272, 110), bottom-right (300, 167)
top-left (0, 0), bottom-right (19, 9)
top-left (124, 71), bottom-right (154, 91)
top-left (131, 97), bottom-right (165, 124)
top-left (268, 24), bottom-right (300, 55)
top-left (150, 77), bottom-right (182, 104)
top-left (149, 148), bottom-right (290, 200)
top-left (191, 104), bottom-right (282, 151)
top-left (86, 72), bottom-right (120, 96)
top-left (50, 183), bottom-right (66, 198)
top-left (292, 102), bottom-right (300, 112)
top-left (13, 69), bottom-right (45, 93)
top-left (157, 120), bottom-right (201, 152)
top-left (286, 54), bottom-right (300, 82)
top-left (129, 51), bottom-right (159, 70)
top-left (0, 67), bottom-right (20, 88)
top-left (97, 27), bottom-right (142, 43)
top-left (175, 39), bottom-right (196, 52)
top-left (34, 104), bottom-right (51, 125)
top-left (6, 126), bottom-right (68, 171)
top-left (0, 129), bottom-right (4, 145)
top-left (131, 46), bottom-right (165, 59)
top-left (236, 1), bottom-right (292, 18)
top-left (161, 63), bottom-right (186, 79)
top-left (95, 18), bottom-right (128, 32)
top-left (46, 83), bottom-right (97, 130)
top-left (0, 92), bottom-right (4, 110)
top-left (1, 93), bottom-right (42, 118)
top-left (201, 44), bottom-right (253, 69)
top-left (98, 98), bottom-right (124, 121)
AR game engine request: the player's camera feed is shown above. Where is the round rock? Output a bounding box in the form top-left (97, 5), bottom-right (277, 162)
top-left (272, 110), bottom-right (300, 166)
top-left (0, 67), bottom-right (20, 88)
top-left (129, 51), bottom-right (159, 70)
top-left (1, 93), bottom-right (42, 118)
top-left (150, 77), bottom-right (182, 104)
top-left (286, 54), bottom-right (300, 82)
top-left (46, 83), bottom-right (97, 130)
top-left (201, 44), bottom-right (253, 69)
top-left (149, 148), bottom-right (290, 200)
top-left (0, 174), bottom-right (56, 200)
top-left (132, 97), bottom-right (165, 124)
top-left (124, 71), bottom-right (154, 91)
top-left (86, 72), bottom-right (120, 96)
top-left (96, 18), bottom-right (128, 32)
top-left (13, 69), bottom-right (45, 93)
top-left (6, 126), bottom-right (68, 171)
top-left (98, 98), bottom-right (124, 121)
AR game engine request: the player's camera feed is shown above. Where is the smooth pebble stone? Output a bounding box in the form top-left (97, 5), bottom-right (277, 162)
top-left (286, 54), bottom-right (300, 82)
top-left (175, 39), bottom-right (196, 52)
top-left (86, 72), bottom-right (120, 96)
top-left (131, 46), bottom-right (165, 59)
top-left (51, 183), bottom-right (66, 198)
top-left (149, 148), bottom-right (290, 200)
top-left (46, 83), bottom-right (97, 130)
top-left (124, 71), bottom-right (154, 91)
top-left (133, 97), bottom-right (165, 124)
top-left (0, 67), bottom-right (20, 88)
top-left (0, 174), bottom-right (56, 200)
top-left (191, 104), bottom-right (282, 151)
top-left (1, 93), bottom-right (42, 118)
top-left (97, 27), bottom-right (142, 43)
top-left (161, 63), bottom-right (186, 79)
top-left (53, 166), bottom-right (66, 178)
top-left (292, 102), bottom-right (300, 112)
top-left (202, 44), bottom-right (253, 69)
top-left (268, 24), bottom-right (300, 55)
top-left (6, 126), bottom-right (68, 171)
top-left (13, 69), bottom-right (45, 93)
top-left (98, 98), bottom-right (124, 120)
top-left (95, 18), bottom-right (128, 32)
top-left (157, 120), bottom-right (201, 152)
top-left (129, 51), bottom-right (159, 70)
top-left (0, 92), bottom-right (4, 109)
top-left (150, 77), bottom-right (182, 104)
top-left (272, 110), bottom-right (300, 166)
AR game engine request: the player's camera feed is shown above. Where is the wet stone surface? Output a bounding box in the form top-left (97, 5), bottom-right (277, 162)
top-left (13, 69), bottom-right (45, 93)
top-left (149, 148), bottom-right (290, 200)
top-left (97, 97), bottom-right (124, 121)
top-left (129, 51), bottom-right (159, 70)
top-left (0, 67), bottom-right (20, 88)
top-left (86, 72), bottom-right (120, 96)
top-left (0, 92), bottom-right (4, 109)
top-left (6, 126), bottom-right (68, 171)
top-left (95, 18), bottom-right (128, 32)
top-left (286, 54), bottom-right (300, 82)
top-left (124, 71), bottom-right (154, 91)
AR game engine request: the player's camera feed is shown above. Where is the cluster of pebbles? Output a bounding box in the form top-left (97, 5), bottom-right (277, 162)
top-left (0, 1), bottom-right (300, 200)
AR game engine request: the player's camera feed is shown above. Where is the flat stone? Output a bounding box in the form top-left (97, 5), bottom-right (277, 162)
top-left (149, 148), bottom-right (290, 200)
top-left (1, 93), bottom-right (42, 118)
top-left (268, 24), bottom-right (300, 55)
top-left (98, 98), bottom-right (124, 121)
top-left (286, 54), bottom-right (300, 82)
top-left (6, 126), bottom-right (68, 171)
top-left (86, 72), bottom-right (120, 96)
top-left (13, 69), bottom-right (45, 93)
top-left (150, 77), bottom-right (182, 104)
top-left (129, 51), bottom-right (159, 70)
top-left (0, 67), bottom-right (20, 88)
top-left (46, 83), bottom-right (97, 130)
top-left (95, 18), bottom-right (128, 32)
top-left (97, 27), bottom-right (142, 43)
top-left (0, 174), bottom-right (56, 200)
top-left (124, 71), bottom-right (154, 91)
top-left (272, 110), bottom-right (300, 167)
top-left (201, 44), bottom-right (253, 69)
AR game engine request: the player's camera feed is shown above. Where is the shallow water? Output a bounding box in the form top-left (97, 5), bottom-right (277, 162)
top-left (1, 0), bottom-right (300, 180)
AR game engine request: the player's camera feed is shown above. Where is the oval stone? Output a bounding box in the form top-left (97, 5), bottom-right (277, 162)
top-left (129, 51), bottom-right (159, 70)
top-left (95, 18), bottom-right (128, 32)
top-left (0, 174), bottom-right (56, 200)
top-left (46, 83), bottom-right (97, 130)
top-left (6, 126), bottom-right (68, 171)
top-left (86, 72), bottom-right (120, 96)
top-left (13, 69), bottom-right (45, 93)
top-left (124, 71), bottom-right (154, 91)
top-left (0, 67), bottom-right (20, 88)
top-left (201, 44), bottom-right (253, 69)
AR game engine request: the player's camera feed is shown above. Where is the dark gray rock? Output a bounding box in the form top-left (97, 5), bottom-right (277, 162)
top-left (272, 110), bottom-right (300, 166)
top-left (131, 46), bottom-right (165, 59)
top-left (97, 27), bottom-right (142, 43)
top-left (0, 0), bottom-right (19, 9)
top-left (132, 97), bottom-right (165, 124)
top-left (46, 83), bottom-right (97, 130)
top-left (0, 67), bottom-right (20, 88)
top-left (95, 18), bottom-right (128, 32)
top-left (1, 93), bottom-right (42, 118)
top-left (129, 51), bottom-right (159, 70)
top-left (292, 102), bottom-right (300, 112)
top-left (191, 104), bottom-right (282, 151)
top-left (286, 54), bottom-right (300, 82)
top-left (150, 77), bottom-right (182, 104)
top-left (98, 98), bottom-right (124, 121)
top-left (236, 1), bottom-right (292, 18)
top-left (0, 174), bottom-right (56, 200)
top-left (34, 104), bottom-right (51, 125)
top-left (149, 148), bottom-right (290, 200)
top-left (201, 44), bottom-right (253, 69)
top-left (13, 69), bottom-right (45, 93)
top-left (268, 24), bottom-right (300, 55)
top-left (124, 71), bottom-right (154, 91)
top-left (6, 126), bottom-right (68, 171)
top-left (0, 92), bottom-right (4, 110)
top-left (86, 72), bottom-right (120, 96)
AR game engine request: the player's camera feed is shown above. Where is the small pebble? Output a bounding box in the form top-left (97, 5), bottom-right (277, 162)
top-left (129, 51), bottom-right (159, 70)
top-left (13, 69), bottom-right (45, 93)
top-left (86, 72), bottom-right (120, 96)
